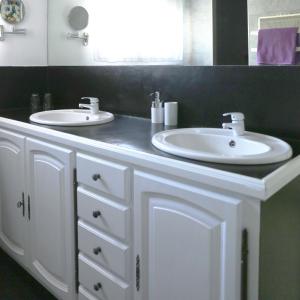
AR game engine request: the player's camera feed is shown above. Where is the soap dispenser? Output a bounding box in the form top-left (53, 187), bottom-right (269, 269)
top-left (150, 91), bottom-right (164, 124)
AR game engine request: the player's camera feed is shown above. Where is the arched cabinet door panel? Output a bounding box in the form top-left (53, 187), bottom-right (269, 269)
top-left (134, 171), bottom-right (242, 300)
top-left (0, 129), bottom-right (27, 266)
top-left (26, 138), bottom-right (75, 300)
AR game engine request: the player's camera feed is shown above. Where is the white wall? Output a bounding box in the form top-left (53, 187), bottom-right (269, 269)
top-left (48, 0), bottom-right (98, 66)
top-left (183, 0), bottom-right (214, 66)
top-left (0, 0), bottom-right (47, 66)
top-left (190, 0), bottom-right (214, 66)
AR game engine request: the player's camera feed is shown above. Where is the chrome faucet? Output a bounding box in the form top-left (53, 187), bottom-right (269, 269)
top-left (79, 97), bottom-right (99, 115)
top-left (222, 112), bottom-right (245, 136)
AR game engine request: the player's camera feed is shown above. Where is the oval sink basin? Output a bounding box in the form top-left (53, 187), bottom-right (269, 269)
top-left (152, 128), bottom-right (293, 165)
top-left (30, 109), bottom-right (114, 126)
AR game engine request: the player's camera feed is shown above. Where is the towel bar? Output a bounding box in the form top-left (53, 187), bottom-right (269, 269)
top-left (251, 47), bottom-right (300, 53)
top-left (259, 13), bottom-right (300, 29)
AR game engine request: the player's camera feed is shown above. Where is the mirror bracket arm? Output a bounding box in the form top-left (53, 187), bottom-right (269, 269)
top-left (67, 32), bottom-right (89, 46)
top-left (0, 25), bottom-right (26, 41)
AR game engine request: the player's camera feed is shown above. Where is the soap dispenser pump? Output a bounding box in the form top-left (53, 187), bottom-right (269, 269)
top-left (150, 91), bottom-right (164, 124)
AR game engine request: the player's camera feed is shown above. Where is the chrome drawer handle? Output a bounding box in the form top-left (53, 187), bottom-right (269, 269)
top-left (92, 174), bottom-right (102, 181)
top-left (93, 247), bottom-right (102, 255)
top-left (94, 282), bottom-right (102, 291)
top-left (93, 211), bottom-right (102, 218)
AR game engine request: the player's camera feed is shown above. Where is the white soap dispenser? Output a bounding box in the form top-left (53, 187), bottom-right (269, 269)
top-left (150, 91), bottom-right (164, 124)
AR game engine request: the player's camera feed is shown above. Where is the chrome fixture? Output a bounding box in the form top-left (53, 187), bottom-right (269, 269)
top-left (0, 25), bottom-right (26, 41)
top-left (229, 140), bottom-right (236, 147)
top-left (67, 32), bottom-right (89, 46)
top-left (67, 6), bottom-right (89, 46)
top-left (92, 174), bottom-right (102, 181)
top-left (79, 97), bottom-right (100, 115)
top-left (222, 112), bottom-right (245, 136)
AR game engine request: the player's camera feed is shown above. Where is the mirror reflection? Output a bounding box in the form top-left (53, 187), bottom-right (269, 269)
top-left (0, 0), bottom-right (25, 24)
top-left (34, 0), bottom-right (300, 66)
top-left (68, 6), bottom-right (89, 31)
top-left (248, 0), bottom-right (300, 65)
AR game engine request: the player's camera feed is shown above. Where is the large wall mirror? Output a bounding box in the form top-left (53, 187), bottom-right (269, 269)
top-left (46, 0), bottom-right (298, 66)
top-left (1, 0), bottom-right (299, 66)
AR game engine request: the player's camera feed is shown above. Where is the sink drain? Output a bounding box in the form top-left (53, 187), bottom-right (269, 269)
top-left (229, 140), bottom-right (236, 148)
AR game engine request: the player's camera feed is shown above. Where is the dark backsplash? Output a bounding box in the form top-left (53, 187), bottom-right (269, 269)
top-left (0, 67), bottom-right (47, 111)
top-left (47, 66), bottom-right (300, 139)
top-left (1, 66), bottom-right (300, 140)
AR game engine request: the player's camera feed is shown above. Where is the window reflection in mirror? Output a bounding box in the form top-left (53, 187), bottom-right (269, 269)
top-left (92, 0), bottom-right (213, 65)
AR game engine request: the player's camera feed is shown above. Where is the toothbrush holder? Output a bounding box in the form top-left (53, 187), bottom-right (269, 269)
top-left (164, 102), bottom-right (178, 126)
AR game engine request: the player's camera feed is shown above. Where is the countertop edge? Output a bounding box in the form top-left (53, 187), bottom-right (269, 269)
top-left (262, 155), bottom-right (300, 200)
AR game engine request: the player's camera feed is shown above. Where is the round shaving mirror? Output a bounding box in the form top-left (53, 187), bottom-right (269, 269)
top-left (68, 6), bottom-right (89, 31)
top-left (0, 0), bottom-right (25, 24)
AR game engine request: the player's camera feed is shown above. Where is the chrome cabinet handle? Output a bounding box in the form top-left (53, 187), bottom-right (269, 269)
top-left (92, 174), bottom-right (102, 181)
top-left (17, 193), bottom-right (25, 217)
top-left (93, 211), bottom-right (101, 218)
top-left (93, 247), bottom-right (102, 255)
top-left (94, 282), bottom-right (102, 291)
top-left (28, 195), bottom-right (31, 220)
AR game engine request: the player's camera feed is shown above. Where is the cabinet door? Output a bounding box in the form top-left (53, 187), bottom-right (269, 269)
top-left (26, 138), bottom-right (75, 300)
top-left (0, 129), bottom-right (27, 266)
top-left (134, 171), bottom-right (242, 300)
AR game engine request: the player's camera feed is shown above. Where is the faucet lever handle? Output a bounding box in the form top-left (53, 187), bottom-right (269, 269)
top-left (81, 97), bottom-right (99, 104)
top-left (223, 112), bottom-right (245, 121)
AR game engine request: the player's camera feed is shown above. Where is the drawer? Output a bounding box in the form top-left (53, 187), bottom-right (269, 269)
top-left (77, 153), bottom-right (129, 200)
top-left (79, 253), bottom-right (129, 300)
top-left (77, 187), bottom-right (129, 240)
top-left (78, 220), bottom-right (129, 279)
top-left (79, 286), bottom-right (99, 300)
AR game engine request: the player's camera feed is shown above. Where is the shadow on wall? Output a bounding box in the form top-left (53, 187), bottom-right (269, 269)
top-left (260, 176), bottom-right (300, 300)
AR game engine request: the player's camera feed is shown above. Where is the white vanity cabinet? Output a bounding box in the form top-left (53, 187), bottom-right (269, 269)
top-left (0, 129), bottom-right (27, 266)
top-left (2, 117), bottom-right (298, 300)
top-left (0, 129), bottom-right (76, 300)
top-left (26, 138), bottom-right (76, 300)
top-left (0, 126), bottom-right (246, 300)
top-left (133, 171), bottom-right (243, 300)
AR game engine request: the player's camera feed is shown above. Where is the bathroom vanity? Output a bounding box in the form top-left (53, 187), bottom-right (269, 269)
top-left (0, 113), bottom-right (299, 300)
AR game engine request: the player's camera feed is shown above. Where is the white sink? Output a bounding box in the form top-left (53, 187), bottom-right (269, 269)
top-left (152, 128), bottom-right (293, 165)
top-left (30, 109), bottom-right (114, 126)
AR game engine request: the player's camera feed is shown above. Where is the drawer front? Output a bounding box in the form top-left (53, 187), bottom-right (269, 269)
top-left (79, 286), bottom-right (99, 300)
top-left (78, 220), bottom-right (129, 279)
top-left (77, 187), bottom-right (129, 240)
top-left (79, 254), bottom-right (129, 300)
top-left (77, 153), bottom-right (129, 200)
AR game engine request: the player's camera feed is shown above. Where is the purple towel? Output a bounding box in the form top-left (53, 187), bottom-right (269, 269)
top-left (257, 27), bottom-right (298, 65)
top-left (297, 34), bottom-right (300, 64)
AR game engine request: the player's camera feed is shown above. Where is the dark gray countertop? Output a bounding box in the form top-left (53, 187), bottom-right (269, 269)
top-left (1, 109), bottom-right (298, 179)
